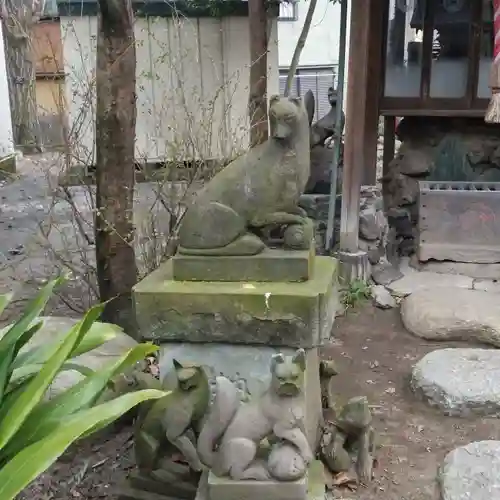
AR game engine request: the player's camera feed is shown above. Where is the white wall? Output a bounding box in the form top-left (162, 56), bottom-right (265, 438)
top-left (278, 0), bottom-right (350, 68)
top-left (61, 15), bottom-right (279, 166)
top-left (0, 23), bottom-right (14, 159)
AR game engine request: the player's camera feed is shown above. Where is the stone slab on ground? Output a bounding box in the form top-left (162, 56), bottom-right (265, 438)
top-left (371, 263), bottom-right (403, 286)
top-left (172, 246), bottom-right (314, 282)
top-left (401, 287), bottom-right (500, 347)
top-left (409, 255), bottom-right (500, 279)
top-left (371, 285), bottom-right (397, 309)
top-left (14, 316), bottom-right (136, 399)
top-left (411, 348), bottom-right (500, 417)
top-left (387, 271), bottom-right (473, 297)
top-left (439, 441), bottom-right (500, 500)
top-left (134, 257), bottom-right (338, 348)
top-left (159, 344), bottom-right (322, 449)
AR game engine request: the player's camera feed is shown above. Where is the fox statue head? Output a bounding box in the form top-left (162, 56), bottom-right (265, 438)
top-left (269, 348), bottom-right (306, 398)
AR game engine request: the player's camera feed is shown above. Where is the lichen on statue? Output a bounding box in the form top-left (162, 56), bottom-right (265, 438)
top-left (177, 95), bottom-right (314, 256)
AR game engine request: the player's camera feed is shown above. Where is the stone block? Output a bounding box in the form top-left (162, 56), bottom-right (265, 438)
top-left (133, 257), bottom-right (338, 347)
top-left (196, 461), bottom-right (324, 500)
top-left (207, 472), bottom-right (307, 500)
top-left (171, 246), bottom-right (314, 282)
top-left (159, 345), bottom-right (322, 449)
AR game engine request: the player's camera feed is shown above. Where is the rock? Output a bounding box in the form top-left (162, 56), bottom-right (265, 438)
top-left (398, 237), bottom-right (414, 256)
top-left (371, 285), bottom-right (397, 309)
top-left (386, 208), bottom-right (413, 238)
top-left (411, 348), bottom-right (500, 416)
top-left (411, 257), bottom-right (500, 280)
top-left (439, 441), bottom-right (500, 500)
top-left (17, 316), bottom-right (137, 399)
top-left (394, 174), bottom-right (419, 205)
top-left (473, 279), bottom-right (500, 294)
top-left (371, 263), bottom-right (403, 286)
top-left (401, 287), bottom-right (500, 346)
top-left (398, 148), bottom-right (433, 176)
top-left (359, 208), bottom-right (381, 241)
top-left (366, 246), bottom-right (383, 265)
top-left (388, 273), bottom-right (473, 297)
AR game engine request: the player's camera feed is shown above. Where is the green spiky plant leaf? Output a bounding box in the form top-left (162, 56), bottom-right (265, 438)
top-left (0, 278), bottom-right (168, 499)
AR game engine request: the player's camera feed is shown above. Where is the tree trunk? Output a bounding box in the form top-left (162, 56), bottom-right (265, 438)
top-left (95, 0), bottom-right (138, 335)
top-left (248, 0), bottom-right (268, 146)
top-left (284, 0), bottom-right (318, 97)
top-left (2, 0), bottom-right (42, 152)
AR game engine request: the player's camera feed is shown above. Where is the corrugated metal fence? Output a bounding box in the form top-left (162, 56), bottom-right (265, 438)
top-left (279, 66), bottom-right (338, 121)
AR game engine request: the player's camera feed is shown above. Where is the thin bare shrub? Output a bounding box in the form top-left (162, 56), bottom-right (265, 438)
top-left (27, 9), bottom-right (269, 312)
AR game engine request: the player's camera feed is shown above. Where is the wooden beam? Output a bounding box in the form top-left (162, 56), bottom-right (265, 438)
top-left (382, 115), bottom-right (396, 176)
top-left (340, 0), bottom-right (379, 251)
top-left (362, 0), bottom-right (384, 185)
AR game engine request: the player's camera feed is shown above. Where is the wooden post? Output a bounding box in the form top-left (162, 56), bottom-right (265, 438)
top-left (363, 0), bottom-right (384, 186)
top-left (382, 115), bottom-right (396, 175)
top-left (248, 0), bottom-right (268, 146)
top-left (339, 0), bottom-right (382, 280)
top-left (95, 0), bottom-right (138, 335)
top-left (339, 0), bottom-right (373, 253)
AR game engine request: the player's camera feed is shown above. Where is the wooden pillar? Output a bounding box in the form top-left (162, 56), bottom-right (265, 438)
top-left (382, 115), bottom-right (396, 174)
top-left (340, 0), bottom-right (383, 252)
top-left (363, 0), bottom-right (384, 186)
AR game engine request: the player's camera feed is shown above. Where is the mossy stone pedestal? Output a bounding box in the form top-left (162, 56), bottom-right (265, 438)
top-left (133, 256), bottom-right (338, 347)
top-left (131, 250), bottom-right (336, 500)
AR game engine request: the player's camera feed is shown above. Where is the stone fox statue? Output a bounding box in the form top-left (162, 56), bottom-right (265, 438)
top-left (134, 359), bottom-right (210, 475)
top-left (197, 348), bottom-right (313, 481)
top-left (177, 95), bottom-right (314, 256)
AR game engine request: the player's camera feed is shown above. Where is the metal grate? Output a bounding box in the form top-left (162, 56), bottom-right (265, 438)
top-left (418, 180), bottom-right (500, 263)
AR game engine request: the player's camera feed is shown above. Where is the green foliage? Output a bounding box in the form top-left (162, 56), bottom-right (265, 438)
top-left (0, 278), bottom-right (167, 500)
top-left (341, 279), bottom-right (371, 310)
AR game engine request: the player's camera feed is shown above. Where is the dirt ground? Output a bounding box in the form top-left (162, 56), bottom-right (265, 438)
top-left (18, 302), bottom-right (499, 500)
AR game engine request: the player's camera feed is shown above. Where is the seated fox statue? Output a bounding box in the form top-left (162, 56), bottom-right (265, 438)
top-left (196, 348), bottom-right (313, 481)
top-left (177, 95), bottom-right (314, 256)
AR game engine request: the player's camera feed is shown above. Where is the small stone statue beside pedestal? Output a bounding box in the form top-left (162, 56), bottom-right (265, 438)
top-left (119, 361), bottom-right (210, 500)
top-left (320, 396), bottom-right (377, 486)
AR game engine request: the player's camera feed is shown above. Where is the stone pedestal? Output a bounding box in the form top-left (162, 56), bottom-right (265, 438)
top-left (195, 461), bottom-right (325, 500)
top-left (132, 247), bottom-right (337, 500)
top-left (172, 246), bottom-right (315, 282)
top-left (133, 257), bottom-right (338, 347)
top-left (118, 468), bottom-right (200, 500)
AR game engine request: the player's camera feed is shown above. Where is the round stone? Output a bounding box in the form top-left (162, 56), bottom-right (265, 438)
top-left (401, 287), bottom-right (500, 346)
top-left (411, 348), bottom-right (500, 417)
top-left (440, 441), bottom-right (500, 500)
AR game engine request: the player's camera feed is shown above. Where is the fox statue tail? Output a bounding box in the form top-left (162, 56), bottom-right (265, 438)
top-left (197, 376), bottom-right (240, 468)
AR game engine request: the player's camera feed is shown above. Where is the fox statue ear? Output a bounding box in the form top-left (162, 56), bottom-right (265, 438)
top-left (172, 359), bottom-right (183, 371)
top-left (303, 90), bottom-right (315, 126)
top-left (292, 348), bottom-right (306, 371)
top-left (271, 353), bottom-right (286, 371)
top-left (269, 95), bottom-right (281, 105)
